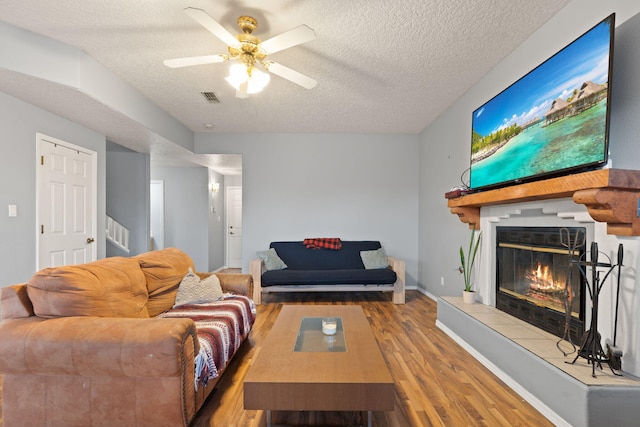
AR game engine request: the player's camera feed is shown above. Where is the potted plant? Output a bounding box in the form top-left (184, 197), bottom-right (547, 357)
top-left (459, 228), bottom-right (481, 303)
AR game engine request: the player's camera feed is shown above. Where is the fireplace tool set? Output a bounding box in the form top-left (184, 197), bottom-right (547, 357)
top-left (556, 227), bottom-right (585, 357)
top-left (561, 233), bottom-right (624, 377)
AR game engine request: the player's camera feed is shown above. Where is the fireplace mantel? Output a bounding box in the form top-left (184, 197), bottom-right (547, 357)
top-left (447, 168), bottom-right (640, 236)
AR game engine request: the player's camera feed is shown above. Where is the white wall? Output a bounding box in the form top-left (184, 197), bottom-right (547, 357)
top-left (419, 0), bottom-right (640, 298)
top-left (0, 91), bottom-right (106, 287)
top-left (195, 133), bottom-right (420, 288)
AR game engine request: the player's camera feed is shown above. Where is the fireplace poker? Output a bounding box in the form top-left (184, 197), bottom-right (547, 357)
top-left (606, 243), bottom-right (624, 371)
top-left (556, 228), bottom-right (584, 356)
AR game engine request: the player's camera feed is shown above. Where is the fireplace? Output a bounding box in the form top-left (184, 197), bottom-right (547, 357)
top-left (495, 226), bottom-right (586, 342)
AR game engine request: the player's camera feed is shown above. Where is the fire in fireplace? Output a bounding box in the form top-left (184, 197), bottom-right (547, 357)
top-left (495, 226), bottom-right (586, 341)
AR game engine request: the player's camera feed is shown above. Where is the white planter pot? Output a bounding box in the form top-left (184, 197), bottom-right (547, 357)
top-left (462, 290), bottom-right (477, 304)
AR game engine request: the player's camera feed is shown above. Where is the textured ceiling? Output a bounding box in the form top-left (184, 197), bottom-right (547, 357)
top-left (0, 0), bottom-right (570, 172)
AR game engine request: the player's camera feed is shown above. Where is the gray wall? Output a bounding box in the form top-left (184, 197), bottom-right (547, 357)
top-left (608, 8), bottom-right (640, 168)
top-left (3, 0), bottom-right (639, 298)
top-left (106, 141), bottom-right (150, 257)
top-left (151, 166), bottom-right (209, 271)
top-left (419, 0), bottom-right (640, 297)
top-left (195, 133), bottom-right (420, 288)
top-left (0, 91), bottom-right (106, 287)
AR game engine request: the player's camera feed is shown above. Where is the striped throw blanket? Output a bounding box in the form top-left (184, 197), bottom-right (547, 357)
top-left (303, 238), bottom-right (343, 250)
top-left (158, 295), bottom-right (256, 389)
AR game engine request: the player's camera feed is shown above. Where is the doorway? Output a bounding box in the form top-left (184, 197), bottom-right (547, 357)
top-left (226, 186), bottom-right (242, 268)
top-left (36, 133), bottom-right (97, 269)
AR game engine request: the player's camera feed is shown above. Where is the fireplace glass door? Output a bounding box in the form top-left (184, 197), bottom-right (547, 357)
top-left (496, 226), bottom-right (585, 340)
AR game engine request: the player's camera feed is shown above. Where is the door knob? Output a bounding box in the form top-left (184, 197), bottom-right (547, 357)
top-left (86, 237), bottom-right (95, 244)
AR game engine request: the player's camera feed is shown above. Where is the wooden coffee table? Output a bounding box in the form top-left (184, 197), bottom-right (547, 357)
top-left (244, 305), bottom-right (394, 426)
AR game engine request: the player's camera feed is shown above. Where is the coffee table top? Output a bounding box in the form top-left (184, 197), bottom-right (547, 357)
top-left (244, 305), bottom-right (394, 411)
top-left (294, 317), bottom-right (347, 352)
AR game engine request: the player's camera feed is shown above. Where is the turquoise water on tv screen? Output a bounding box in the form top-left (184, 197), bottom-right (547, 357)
top-left (470, 101), bottom-right (607, 190)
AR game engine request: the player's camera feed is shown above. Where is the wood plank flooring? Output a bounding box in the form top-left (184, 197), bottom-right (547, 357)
top-left (190, 291), bottom-right (553, 426)
top-left (0, 291), bottom-right (554, 426)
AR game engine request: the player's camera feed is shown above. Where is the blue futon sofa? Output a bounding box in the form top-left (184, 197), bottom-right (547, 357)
top-left (250, 241), bottom-right (405, 304)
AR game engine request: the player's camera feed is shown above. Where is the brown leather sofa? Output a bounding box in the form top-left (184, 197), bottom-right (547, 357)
top-left (0, 248), bottom-right (254, 427)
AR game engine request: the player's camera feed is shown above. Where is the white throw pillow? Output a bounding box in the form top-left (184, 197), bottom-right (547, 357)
top-left (360, 248), bottom-right (389, 269)
top-left (174, 268), bottom-right (224, 307)
top-left (256, 248), bottom-right (287, 271)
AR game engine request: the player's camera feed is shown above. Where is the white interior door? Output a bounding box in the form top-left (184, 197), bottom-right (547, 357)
top-left (37, 134), bottom-right (97, 269)
top-left (226, 186), bottom-right (242, 268)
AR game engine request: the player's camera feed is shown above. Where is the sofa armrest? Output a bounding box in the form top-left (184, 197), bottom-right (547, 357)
top-left (388, 256), bottom-right (406, 304)
top-left (1, 284), bottom-right (34, 320)
top-left (197, 272), bottom-right (253, 298)
top-left (249, 259), bottom-right (265, 304)
top-left (218, 273), bottom-right (254, 297)
top-left (0, 316), bottom-right (198, 378)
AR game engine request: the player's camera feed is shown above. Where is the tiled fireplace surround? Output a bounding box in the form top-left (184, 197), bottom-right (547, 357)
top-left (437, 171), bottom-right (640, 426)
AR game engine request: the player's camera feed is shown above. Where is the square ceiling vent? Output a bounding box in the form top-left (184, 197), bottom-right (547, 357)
top-left (201, 91), bottom-right (221, 104)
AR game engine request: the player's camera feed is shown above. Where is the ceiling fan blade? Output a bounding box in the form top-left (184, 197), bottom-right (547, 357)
top-left (260, 25), bottom-right (316, 54)
top-left (163, 54), bottom-right (228, 68)
top-left (183, 7), bottom-right (239, 47)
top-left (264, 61), bottom-right (317, 89)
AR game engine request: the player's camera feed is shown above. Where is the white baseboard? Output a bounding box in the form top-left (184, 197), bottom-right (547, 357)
top-left (416, 287), bottom-right (438, 301)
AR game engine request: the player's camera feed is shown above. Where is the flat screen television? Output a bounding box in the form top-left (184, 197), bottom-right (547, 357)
top-left (469, 14), bottom-right (615, 191)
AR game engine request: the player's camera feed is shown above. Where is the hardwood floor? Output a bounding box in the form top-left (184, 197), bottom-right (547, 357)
top-left (190, 291), bottom-right (554, 426)
top-left (0, 291), bottom-right (554, 426)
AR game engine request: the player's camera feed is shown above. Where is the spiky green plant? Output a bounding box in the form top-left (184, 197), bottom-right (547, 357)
top-left (460, 229), bottom-right (482, 292)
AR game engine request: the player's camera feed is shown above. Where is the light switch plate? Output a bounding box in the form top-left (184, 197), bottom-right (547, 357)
top-left (8, 205), bottom-right (17, 217)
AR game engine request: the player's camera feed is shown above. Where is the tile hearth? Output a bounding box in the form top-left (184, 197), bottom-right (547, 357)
top-left (444, 297), bottom-right (640, 386)
top-left (437, 296), bottom-right (640, 426)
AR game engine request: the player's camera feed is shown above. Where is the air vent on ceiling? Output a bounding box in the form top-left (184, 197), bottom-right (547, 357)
top-left (201, 91), bottom-right (221, 104)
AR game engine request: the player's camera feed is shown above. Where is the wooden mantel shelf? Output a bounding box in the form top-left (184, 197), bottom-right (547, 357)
top-left (447, 169), bottom-right (640, 236)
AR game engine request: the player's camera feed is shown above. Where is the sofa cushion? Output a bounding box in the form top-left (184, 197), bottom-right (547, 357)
top-left (261, 268), bottom-right (397, 286)
top-left (269, 241), bottom-right (383, 270)
top-left (136, 247), bottom-right (195, 316)
top-left (27, 257), bottom-right (149, 318)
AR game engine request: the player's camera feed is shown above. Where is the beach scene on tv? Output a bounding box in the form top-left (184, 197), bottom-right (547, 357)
top-left (469, 17), bottom-right (612, 190)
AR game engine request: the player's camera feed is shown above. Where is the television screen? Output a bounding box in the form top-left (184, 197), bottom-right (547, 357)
top-left (469, 14), bottom-right (615, 191)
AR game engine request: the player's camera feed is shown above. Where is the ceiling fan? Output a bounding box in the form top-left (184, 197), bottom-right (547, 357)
top-left (164, 7), bottom-right (317, 98)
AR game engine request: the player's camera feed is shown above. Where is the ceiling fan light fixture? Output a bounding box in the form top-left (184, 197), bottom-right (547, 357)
top-left (225, 63), bottom-right (248, 87)
top-left (166, 9), bottom-right (316, 94)
top-left (225, 63), bottom-right (270, 94)
top-left (247, 67), bottom-right (270, 93)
